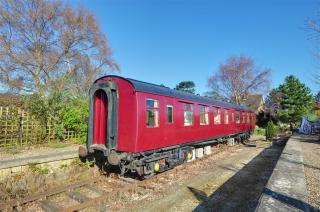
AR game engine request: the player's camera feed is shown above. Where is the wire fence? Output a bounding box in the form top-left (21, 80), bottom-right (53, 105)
top-left (0, 106), bottom-right (85, 147)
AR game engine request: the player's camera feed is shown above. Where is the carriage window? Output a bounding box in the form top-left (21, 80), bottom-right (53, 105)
top-left (167, 105), bottom-right (173, 124)
top-left (146, 99), bottom-right (159, 127)
top-left (214, 107), bottom-right (221, 124)
top-left (236, 112), bottom-right (240, 124)
top-left (242, 112), bottom-right (246, 123)
top-left (184, 103), bottom-right (194, 126)
top-left (247, 113), bottom-right (250, 123)
top-left (224, 110), bottom-right (229, 124)
top-left (199, 105), bottom-right (209, 125)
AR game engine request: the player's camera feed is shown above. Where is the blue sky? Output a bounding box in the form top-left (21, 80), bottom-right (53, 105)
top-left (71, 0), bottom-right (319, 95)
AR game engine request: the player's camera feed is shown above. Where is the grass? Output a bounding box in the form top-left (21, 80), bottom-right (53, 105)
top-left (28, 163), bottom-right (49, 174)
top-left (47, 142), bottom-right (69, 148)
top-left (59, 163), bottom-right (68, 169)
top-left (5, 148), bottom-right (21, 155)
top-left (74, 187), bottom-right (82, 192)
top-left (254, 127), bottom-right (266, 136)
top-left (71, 158), bottom-right (94, 169)
top-left (0, 136), bottom-right (85, 152)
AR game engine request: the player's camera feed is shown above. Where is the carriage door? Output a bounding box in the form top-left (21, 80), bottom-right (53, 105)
top-left (93, 90), bottom-right (108, 145)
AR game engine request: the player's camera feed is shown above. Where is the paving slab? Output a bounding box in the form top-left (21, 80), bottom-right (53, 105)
top-left (257, 135), bottom-right (314, 212)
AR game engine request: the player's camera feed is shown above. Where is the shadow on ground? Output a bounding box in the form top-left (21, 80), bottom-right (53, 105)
top-left (279, 156), bottom-right (320, 171)
top-left (188, 144), bottom-right (284, 212)
top-left (294, 134), bottom-right (319, 144)
top-left (189, 141), bottom-right (319, 212)
top-left (261, 188), bottom-right (319, 212)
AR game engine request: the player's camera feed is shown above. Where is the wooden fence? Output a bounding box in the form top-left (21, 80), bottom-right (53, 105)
top-left (0, 106), bottom-right (85, 147)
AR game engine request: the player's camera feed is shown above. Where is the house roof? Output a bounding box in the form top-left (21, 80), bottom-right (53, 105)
top-left (243, 94), bottom-right (264, 111)
top-left (0, 93), bottom-right (22, 107)
top-left (303, 114), bottom-right (320, 123)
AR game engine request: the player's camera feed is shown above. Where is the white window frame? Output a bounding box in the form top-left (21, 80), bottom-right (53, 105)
top-left (242, 112), bottom-right (246, 123)
top-left (146, 98), bottom-right (159, 128)
top-left (214, 107), bottom-right (221, 124)
top-left (224, 110), bottom-right (229, 124)
top-left (199, 105), bottom-right (210, 125)
top-left (166, 105), bottom-right (174, 124)
top-left (183, 103), bottom-right (194, 126)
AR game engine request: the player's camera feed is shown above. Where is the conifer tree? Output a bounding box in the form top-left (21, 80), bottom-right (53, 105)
top-left (175, 81), bottom-right (196, 94)
top-left (278, 75), bottom-right (314, 130)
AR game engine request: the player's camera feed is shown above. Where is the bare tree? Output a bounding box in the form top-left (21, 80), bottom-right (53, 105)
top-left (264, 88), bottom-right (283, 118)
top-left (203, 91), bottom-right (229, 102)
top-left (0, 0), bottom-right (118, 97)
top-left (306, 12), bottom-right (320, 86)
top-left (207, 55), bottom-right (270, 104)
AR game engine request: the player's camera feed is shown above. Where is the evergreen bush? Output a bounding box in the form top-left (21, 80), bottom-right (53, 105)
top-left (266, 121), bottom-right (277, 141)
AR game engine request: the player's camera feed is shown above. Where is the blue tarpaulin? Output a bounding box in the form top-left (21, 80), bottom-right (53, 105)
top-left (299, 115), bottom-right (320, 134)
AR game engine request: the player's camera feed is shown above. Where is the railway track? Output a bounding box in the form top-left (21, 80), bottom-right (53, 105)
top-left (0, 169), bottom-right (177, 211)
top-left (0, 180), bottom-right (103, 211)
top-left (0, 143), bottom-right (245, 211)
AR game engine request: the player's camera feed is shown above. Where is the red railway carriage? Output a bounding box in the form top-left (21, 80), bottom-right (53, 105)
top-left (81, 75), bottom-right (256, 177)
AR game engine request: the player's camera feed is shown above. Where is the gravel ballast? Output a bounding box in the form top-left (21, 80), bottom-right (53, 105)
top-left (299, 135), bottom-right (320, 210)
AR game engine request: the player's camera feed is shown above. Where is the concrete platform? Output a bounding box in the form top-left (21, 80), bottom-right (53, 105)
top-left (0, 147), bottom-right (79, 180)
top-left (257, 135), bottom-right (313, 212)
top-left (0, 148), bottom-right (78, 169)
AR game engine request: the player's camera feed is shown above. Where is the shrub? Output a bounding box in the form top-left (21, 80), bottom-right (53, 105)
top-left (22, 90), bottom-right (88, 144)
top-left (28, 163), bottom-right (49, 174)
top-left (266, 121), bottom-right (277, 141)
top-left (254, 126), bottom-right (266, 136)
top-left (277, 122), bottom-right (289, 132)
top-left (54, 124), bottom-right (65, 141)
top-left (23, 93), bottom-right (49, 125)
top-left (62, 99), bottom-right (88, 134)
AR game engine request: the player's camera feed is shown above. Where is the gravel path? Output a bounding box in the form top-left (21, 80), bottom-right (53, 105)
top-left (299, 135), bottom-right (320, 210)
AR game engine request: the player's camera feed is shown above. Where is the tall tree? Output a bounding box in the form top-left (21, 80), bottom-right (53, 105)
top-left (0, 0), bottom-right (118, 97)
top-left (277, 75), bottom-right (314, 130)
top-left (203, 91), bottom-right (229, 102)
top-left (207, 55), bottom-right (270, 104)
top-left (316, 91), bottom-right (320, 102)
top-left (264, 88), bottom-right (283, 118)
top-left (305, 10), bottom-right (320, 86)
top-left (175, 81), bottom-right (196, 94)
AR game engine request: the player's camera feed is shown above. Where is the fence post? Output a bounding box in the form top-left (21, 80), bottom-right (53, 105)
top-left (20, 109), bottom-right (23, 146)
top-left (30, 118), bottom-right (34, 144)
top-left (48, 116), bottom-right (51, 143)
top-left (9, 108), bottom-right (14, 146)
top-left (26, 113), bottom-right (29, 145)
top-left (13, 108), bottom-right (16, 146)
top-left (4, 107), bottom-right (8, 146)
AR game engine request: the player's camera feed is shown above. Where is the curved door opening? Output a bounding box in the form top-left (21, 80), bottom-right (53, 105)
top-left (93, 90), bottom-right (108, 145)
